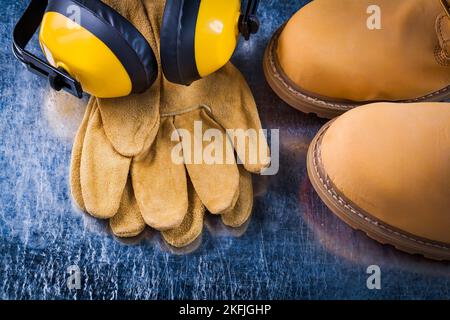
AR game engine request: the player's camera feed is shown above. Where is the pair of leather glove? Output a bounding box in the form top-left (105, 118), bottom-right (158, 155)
top-left (70, 0), bottom-right (269, 247)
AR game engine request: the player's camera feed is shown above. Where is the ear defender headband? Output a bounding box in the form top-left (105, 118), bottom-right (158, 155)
top-left (13, 0), bottom-right (158, 98)
top-left (13, 0), bottom-right (259, 97)
top-left (161, 0), bottom-right (260, 86)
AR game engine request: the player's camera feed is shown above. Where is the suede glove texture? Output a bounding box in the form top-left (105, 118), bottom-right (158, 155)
top-left (70, 0), bottom-right (270, 247)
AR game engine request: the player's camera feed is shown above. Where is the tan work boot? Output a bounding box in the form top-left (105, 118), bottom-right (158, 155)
top-left (307, 102), bottom-right (450, 260)
top-left (264, 0), bottom-right (450, 118)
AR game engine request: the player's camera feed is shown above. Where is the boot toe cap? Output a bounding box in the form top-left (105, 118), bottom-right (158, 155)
top-left (319, 103), bottom-right (450, 244)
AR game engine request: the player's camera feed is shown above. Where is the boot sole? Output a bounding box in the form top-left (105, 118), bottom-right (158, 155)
top-left (264, 26), bottom-right (450, 119)
top-left (307, 121), bottom-right (450, 261)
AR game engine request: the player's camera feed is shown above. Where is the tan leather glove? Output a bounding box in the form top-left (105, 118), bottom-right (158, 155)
top-left (136, 63), bottom-right (270, 247)
top-left (70, 0), bottom-right (163, 237)
top-left (71, 0), bottom-right (270, 247)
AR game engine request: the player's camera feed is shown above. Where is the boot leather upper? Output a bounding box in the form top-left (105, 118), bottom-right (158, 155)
top-left (278, 0), bottom-right (450, 102)
top-left (320, 103), bottom-right (450, 243)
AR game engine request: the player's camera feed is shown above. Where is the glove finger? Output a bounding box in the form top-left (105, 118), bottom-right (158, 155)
top-left (204, 215), bottom-right (250, 238)
top-left (221, 166), bottom-right (254, 228)
top-left (81, 107), bottom-right (131, 219)
top-left (162, 179), bottom-right (205, 248)
top-left (140, 0), bottom-right (166, 55)
top-left (132, 117), bottom-right (188, 231)
top-left (174, 108), bottom-right (240, 214)
top-left (97, 90), bottom-right (160, 157)
top-left (110, 177), bottom-right (146, 238)
top-left (97, 0), bottom-right (162, 157)
top-left (70, 98), bottom-right (96, 211)
top-left (206, 63), bottom-right (271, 173)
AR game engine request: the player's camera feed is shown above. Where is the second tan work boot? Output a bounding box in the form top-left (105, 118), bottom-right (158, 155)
top-left (307, 102), bottom-right (450, 260)
top-left (264, 0), bottom-right (450, 118)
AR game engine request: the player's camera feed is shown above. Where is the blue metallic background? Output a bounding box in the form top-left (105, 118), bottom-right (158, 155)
top-left (1, 0), bottom-right (449, 300)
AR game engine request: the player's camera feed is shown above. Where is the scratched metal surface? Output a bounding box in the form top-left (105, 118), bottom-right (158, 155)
top-left (1, 0), bottom-right (449, 300)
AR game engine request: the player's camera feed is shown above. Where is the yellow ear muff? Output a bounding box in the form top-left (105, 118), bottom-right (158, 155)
top-left (40, 12), bottom-right (133, 98)
top-left (161, 0), bottom-right (241, 86)
top-left (37, 0), bottom-right (157, 98)
top-left (195, 0), bottom-right (241, 78)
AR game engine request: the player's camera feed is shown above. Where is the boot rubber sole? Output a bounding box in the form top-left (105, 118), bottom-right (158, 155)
top-left (264, 26), bottom-right (450, 119)
top-left (307, 121), bottom-right (450, 261)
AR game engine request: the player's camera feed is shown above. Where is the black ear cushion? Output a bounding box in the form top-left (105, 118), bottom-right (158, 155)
top-left (47, 0), bottom-right (158, 93)
top-left (161, 0), bottom-right (201, 85)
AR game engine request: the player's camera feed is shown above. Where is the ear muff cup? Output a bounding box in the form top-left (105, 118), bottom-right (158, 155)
top-left (41, 0), bottom-right (158, 97)
top-left (161, 0), bottom-right (201, 86)
top-left (161, 0), bottom-right (242, 86)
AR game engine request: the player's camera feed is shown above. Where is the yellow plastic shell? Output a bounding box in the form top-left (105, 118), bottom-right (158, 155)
top-left (195, 0), bottom-right (241, 77)
top-left (39, 11), bottom-right (132, 98)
